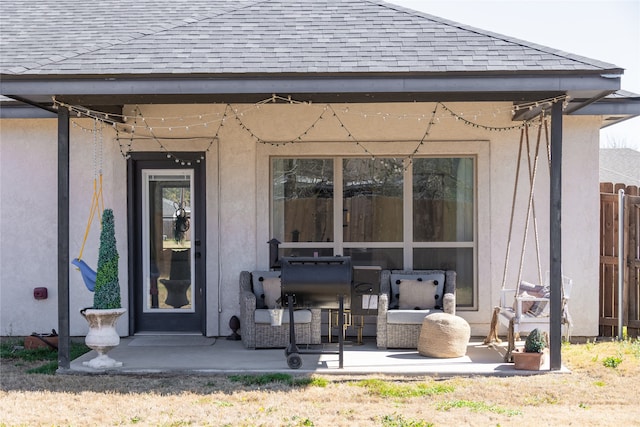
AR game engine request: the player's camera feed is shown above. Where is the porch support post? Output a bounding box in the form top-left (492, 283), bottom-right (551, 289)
top-left (549, 101), bottom-right (563, 371)
top-left (57, 106), bottom-right (70, 370)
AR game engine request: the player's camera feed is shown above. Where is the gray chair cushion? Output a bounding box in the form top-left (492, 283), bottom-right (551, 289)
top-left (387, 309), bottom-right (442, 324)
top-left (254, 309), bottom-right (313, 324)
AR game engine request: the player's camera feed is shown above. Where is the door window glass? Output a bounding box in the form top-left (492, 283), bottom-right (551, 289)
top-left (142, 171), bottom-right (194, 312)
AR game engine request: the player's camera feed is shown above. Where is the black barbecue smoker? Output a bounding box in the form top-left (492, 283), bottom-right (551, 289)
top-left (280, 256), bottom-right (352, 369)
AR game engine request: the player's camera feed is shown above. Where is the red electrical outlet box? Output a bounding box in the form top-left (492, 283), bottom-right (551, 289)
top-left (33, 287), bottom-right (48, 300)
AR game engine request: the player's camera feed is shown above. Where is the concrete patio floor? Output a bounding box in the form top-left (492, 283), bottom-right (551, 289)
top-left (66, 336), bottom-right (568, 376)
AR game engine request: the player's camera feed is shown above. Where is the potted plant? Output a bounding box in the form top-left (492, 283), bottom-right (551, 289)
top-left (513, 328), bottom-right (548, 370)
top-left (80, 208), bottom-right (126, 369)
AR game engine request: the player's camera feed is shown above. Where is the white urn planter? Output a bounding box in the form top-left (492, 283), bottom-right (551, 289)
top-left (80, 307), bottom-right (126, 369)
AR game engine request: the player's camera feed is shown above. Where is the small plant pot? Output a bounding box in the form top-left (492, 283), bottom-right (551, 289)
top-left (269, 308), bottom-right (284, 326)
top-left (512, 349), bottom-right (546, 370)
top-left (24, 333), bottom-right (58, 350)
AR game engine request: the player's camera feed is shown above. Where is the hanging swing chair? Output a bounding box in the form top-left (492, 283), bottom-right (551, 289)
top-left (483, 117), bottom-right (574, 362)
top-left (72, 119), bottom-right (105, 292)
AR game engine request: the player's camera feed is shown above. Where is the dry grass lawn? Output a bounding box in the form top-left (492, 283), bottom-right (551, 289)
top-left (1, 338), bottom-right (639, 426)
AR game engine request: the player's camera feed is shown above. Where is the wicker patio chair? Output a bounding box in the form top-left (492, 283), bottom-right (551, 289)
top-left (377, 270), bottom-right (456, 349)
top-left (239, 270), bottom-right (321, 349)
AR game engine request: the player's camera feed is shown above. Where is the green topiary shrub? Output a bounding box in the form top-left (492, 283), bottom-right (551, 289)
top-left (93, 209), bottom-right (121, 309)
top-left (524, 328), bottom-right (547, 353)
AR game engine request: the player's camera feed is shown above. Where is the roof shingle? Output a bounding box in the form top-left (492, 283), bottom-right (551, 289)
top-left (0, 0), bottom-right (622, 76)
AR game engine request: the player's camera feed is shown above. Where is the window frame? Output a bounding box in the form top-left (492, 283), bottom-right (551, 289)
top-left (269, 155), bottom-right (478, 307)
top-left (258, 139), bottom-right (489, 312)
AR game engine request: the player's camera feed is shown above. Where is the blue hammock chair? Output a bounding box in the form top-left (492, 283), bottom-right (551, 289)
top-left (72, 258), bottom-right (96, 292)
top-left (73, 130), bottom-right (106, 293)
top-left (73, 169), bottom-right (104, 293)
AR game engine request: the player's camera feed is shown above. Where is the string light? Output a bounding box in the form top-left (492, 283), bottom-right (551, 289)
top-left (326, 104), bottom-right (376, 158)
top-left (54, 99), bottom-right (229, 132)
top-left (54, 93), bottom-right (568, 132)
top-left (405, 104), bottom-right (440, 169)
top-left (57, 93), bottom-right (567, 162)
top-left (438, 102), bottom-right (538, 131)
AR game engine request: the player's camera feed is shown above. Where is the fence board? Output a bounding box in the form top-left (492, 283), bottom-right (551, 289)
top-left (599, 183), bottom-right (640, 338)
top-left (627, 193), bottom-right (640, 337)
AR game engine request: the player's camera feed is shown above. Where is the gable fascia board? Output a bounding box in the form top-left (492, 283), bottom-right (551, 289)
top-left (0, 95), bottom-right (57, 118)
top-left (570, 92), bottom-right (640, 128)
top-left (0, 103), bottom-right (57, 118)
top-left (571, 99), bottom-right (640, 116)
top-left (0, 73), bottom-right (621, 100)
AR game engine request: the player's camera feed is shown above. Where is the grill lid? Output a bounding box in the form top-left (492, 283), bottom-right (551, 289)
top-left (280, 256), bottom-right (352, 309)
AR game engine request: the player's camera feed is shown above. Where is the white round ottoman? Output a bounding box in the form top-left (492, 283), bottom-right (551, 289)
top-left (418, 313), bottom-right (471, 358)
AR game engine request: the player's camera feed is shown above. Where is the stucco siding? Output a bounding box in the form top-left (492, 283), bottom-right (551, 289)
top-left (1, 119), bottom-right (59, 336)
top-left (0, 103), bottom-right (603, 338)
top-left (560, 116), bottom-right (601, 337)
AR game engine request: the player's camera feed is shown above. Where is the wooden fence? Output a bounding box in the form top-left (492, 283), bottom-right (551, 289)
top-left (599, 183), bottom-right (640, 338)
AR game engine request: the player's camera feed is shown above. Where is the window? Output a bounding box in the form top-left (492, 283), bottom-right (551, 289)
top-left (271, 156), bottom-right (475, 307)
top-left (343, 158), bottom-right (403, 243)
top-left (413, 158), bottom-right (473, 242)
top-left (412, 158), bottom-right (474, 306)
top-left (271, 158), bottom-right (334, 243)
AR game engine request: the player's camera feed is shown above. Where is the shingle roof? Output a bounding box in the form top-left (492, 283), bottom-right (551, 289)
top-left (0, 0), bottom-right (621, 76)
top-left (600, 148), bottom-right (640, 186)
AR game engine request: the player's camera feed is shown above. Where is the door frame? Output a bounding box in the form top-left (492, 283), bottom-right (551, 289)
top-left (127, 152), bottom-right (207, 334)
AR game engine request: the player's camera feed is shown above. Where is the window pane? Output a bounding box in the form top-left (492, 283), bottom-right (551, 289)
top-left (414, 248), bottom-right (473, 307)
top-left (272, 159), bottom-right (333, 243)
top-left (343, 248), bottom-right (403, 270)
top-left (413, 158), bottom-right (474, 242)
top-left (343, 158), bottom-right (403, 242)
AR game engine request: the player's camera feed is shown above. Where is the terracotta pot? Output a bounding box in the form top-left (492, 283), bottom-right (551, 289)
top-left (80, 307), bottom-right (126, 369)
top-left (512, 349), bottom-right (546, 370)
top-left (24, 334), bottom-right (58, 350)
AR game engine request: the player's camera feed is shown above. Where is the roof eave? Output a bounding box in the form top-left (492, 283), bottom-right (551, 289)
top-left (571, 91), bottom-right (640, 128)
top-left (0, 71), bottom-right (622, 112)
top-left (0, 103), bottom-right (57, 119)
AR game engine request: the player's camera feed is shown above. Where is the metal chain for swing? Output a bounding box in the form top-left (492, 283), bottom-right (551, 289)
top-left (77, 119), bottom-right (105, 261)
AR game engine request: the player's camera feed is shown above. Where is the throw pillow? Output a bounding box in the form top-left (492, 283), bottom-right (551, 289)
top-left (262, 277), bottom-right (282, 309)
top-left (252, 271), bottom-right (280, 309)
top-left (390, 272), bottom-right (446, 309)
top-left (514, 282), bottom-right (549, 316)
top-left (398, 279), bottom-right (438, 310)
top-left (515, 291), bottom-right (535, 314)
top-left (528, 287), bottom-right (550, 316)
